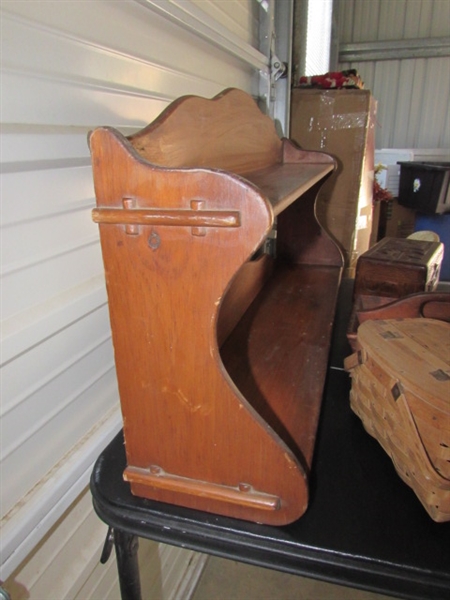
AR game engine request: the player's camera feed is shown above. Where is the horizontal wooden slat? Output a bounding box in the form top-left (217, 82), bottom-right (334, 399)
top-left (125, 466), bottom-right (281, 511)
top-left (93, 207), bottom-right (241, 228)
top-left (243, 163), bottom-right (334, 215)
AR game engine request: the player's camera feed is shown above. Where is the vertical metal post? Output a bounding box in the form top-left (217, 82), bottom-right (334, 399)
top-left (273, 0), bottom-right (294, 135)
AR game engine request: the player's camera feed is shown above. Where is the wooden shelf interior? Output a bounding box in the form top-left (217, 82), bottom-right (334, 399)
top-left (221, 262), bottom-right (342, 473)
top-left (243, 162), bottom-right (334, 216)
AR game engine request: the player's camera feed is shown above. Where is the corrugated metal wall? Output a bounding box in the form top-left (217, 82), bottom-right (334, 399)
top-left (337, 0), bottom-right (450, 149)
top-left (0, 1), bottom-right (274, 596)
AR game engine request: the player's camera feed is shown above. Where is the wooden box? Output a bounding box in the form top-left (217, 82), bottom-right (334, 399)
top-left (347, 237), bottom-right (444, 350)
top-left (354, 237), bottom-right (443, 302)
top-left (345, 318), bottom-right (450, 522)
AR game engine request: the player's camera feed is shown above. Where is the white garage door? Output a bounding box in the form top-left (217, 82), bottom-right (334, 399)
top-left (0, 0), bottom-right (293, 594)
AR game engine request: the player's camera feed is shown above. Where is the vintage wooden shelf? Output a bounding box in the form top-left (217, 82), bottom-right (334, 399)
top-left (89, 89), bottom-right (343, 525)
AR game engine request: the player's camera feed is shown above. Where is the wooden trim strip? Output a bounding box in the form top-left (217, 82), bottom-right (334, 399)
top-left (124, 466), bottom-right (281, 511)
top-left (92, 208), bottom-right (241, 228)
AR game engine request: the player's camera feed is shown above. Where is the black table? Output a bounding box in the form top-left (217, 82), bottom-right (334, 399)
top-left (90, 282), bottom-right (450, 600)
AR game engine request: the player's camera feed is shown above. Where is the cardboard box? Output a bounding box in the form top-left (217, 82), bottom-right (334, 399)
top-left (290, 89), bottom-right (377, 276)
top-left (379, 199), bottom-right (416, 239)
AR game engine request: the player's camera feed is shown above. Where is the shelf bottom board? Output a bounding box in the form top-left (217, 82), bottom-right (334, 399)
top-left (220, 263), bottom-right (342, 472)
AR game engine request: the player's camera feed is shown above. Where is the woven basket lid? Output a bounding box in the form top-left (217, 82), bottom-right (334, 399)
top-left (357, 318), bottom-right (450, 413)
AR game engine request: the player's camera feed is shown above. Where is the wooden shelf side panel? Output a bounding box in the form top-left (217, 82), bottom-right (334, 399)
top-left (89, 88), bottom-right (344, 525)
top-left (89, 126), bottom-right (311, 526)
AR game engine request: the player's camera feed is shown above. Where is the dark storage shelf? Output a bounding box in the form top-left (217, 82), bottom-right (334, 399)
top-left (398, 161), bottom-right (450, 214)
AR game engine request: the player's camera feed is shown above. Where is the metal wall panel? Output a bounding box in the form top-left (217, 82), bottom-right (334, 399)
top-left (3, 487), bottom-right (203, 600)
top-left (0, 0), bottom-right (271, 590)
top-left (337, 0), bottom-right (450, 149)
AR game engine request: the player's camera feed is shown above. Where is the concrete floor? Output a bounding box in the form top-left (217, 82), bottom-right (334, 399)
top-left (191, 556), bottom-right (394, 600)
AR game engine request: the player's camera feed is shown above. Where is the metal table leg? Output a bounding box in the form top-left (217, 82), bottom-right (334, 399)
top-left (101, 527), bottom-right (142, 600)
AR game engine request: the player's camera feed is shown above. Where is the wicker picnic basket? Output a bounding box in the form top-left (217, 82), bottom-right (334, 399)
top-left (345, 318), bottom-right (450, 522)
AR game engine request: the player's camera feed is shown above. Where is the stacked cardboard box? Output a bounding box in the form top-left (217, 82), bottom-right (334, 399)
top-left (291, 89), bottom-right (377, 277)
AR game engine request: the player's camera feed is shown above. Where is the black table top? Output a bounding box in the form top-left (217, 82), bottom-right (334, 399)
top-left (90, 281), bottom-right (450, 600)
